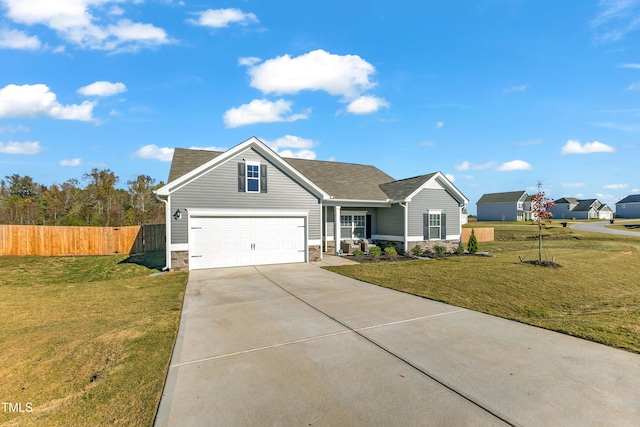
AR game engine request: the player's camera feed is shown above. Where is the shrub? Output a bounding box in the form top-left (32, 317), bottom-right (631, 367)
top-left (384, 246), bottom-right (397, 260)
top-left (411, 245), bottom-right (423, 257)
top-left (353, 248), bottom-right (364, 256)
top-left (433, 245), bottom-right (446, 257)
top-left (454, 245), bottom-right (465, 255)
top-left (369, 245), bottom-right (381, 259)
top-left (467, 228), bottom-right (479, 253)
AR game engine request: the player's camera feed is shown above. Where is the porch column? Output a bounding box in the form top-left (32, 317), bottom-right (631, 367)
top-left (334, 205), bottom-right (341, 255)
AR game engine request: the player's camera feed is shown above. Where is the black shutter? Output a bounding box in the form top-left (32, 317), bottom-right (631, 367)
top-left (423, 213), bottom-right (429, 240)
top-left (260, 164), bottom-right (267, 193)
top-left (238, 163), bottom-right (245, 192)
top-left (441, 213), bottom-right (447, 239)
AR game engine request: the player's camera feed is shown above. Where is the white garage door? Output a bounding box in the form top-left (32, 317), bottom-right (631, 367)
top-left (189, 216), bottom-right (307, 270)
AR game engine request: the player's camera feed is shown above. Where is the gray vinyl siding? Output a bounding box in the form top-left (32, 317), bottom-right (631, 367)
top-left (477, 203), bottom-right (518, 221)
top-left (616, 202), bottom-right (640, 218)
top-left (408, 188), bottom-right (460, 237)
top-left (325, 207), bottom-right (334, 238)
top-left (376, 204), bottom-right (404, 236)
top-left (170, 148), bottom-right (321, 244)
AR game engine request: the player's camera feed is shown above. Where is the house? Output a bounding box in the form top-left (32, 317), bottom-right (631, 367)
top-left (476, 191), bottom-right (532, 221)
top-left (154, 137), bottom-right (469, 271)
top-left (550, 198), bottom-right (614, 220)
top-left (616, 194), bottom-right (640, 218)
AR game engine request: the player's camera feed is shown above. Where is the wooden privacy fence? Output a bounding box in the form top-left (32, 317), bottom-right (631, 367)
top-left (461, 227), bottom-right (494, 243)
top-left (0, 224), bottom-right (165, 256)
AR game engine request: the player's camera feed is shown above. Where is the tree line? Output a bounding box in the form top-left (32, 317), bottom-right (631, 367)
top-left (0, 169), bottom-right (165, 226)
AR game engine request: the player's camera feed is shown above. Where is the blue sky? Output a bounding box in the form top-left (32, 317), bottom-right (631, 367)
top-left (1, 1), bottom-right (639, 214)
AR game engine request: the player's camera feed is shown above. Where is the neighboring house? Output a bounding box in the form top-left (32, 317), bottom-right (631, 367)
top-left (550, 198), bottom-right (614, 220)
top-left (476, 191), bottom-right (532, 221)
top-left (616, 194), bottom-right (640, 218)
top-left (154, 137), bottom-right (469, 271)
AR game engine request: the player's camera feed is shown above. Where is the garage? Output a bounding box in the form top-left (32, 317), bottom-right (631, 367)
top-left (188, 211), bottom-right (307, 270)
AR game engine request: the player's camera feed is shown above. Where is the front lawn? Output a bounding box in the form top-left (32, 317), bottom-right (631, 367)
top-left (326, 226), bottom-right (640, 353)
top-left (0, 252), bottom-right (188, 426)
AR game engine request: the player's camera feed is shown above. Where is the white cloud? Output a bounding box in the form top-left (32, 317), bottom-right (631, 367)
top-left (2, 0), bottom-right (171, 52)
top-left (266, 135), bottom-right (314, 149)
top-left (78, 81), bottom-right (126, 97)
top-left (247, 49), bottom-right (376, 98)
top-left (619, 63), bottom-right (640, 69)
top-left (277, 149), bottom-right (316, 160)
top-left (0, 84), bottom-right (95, 121)
top-left (496, 160), bottom-right (532, 171)
top-left (562, 182), bottom-right (585, 188)
top-left (445, 173), bottom-right (455, 182)
top-left (518, 139), bottom-right (542, 146)
top-left (223, 99), bottom-right (309, 128)
top-left (0, 140), bottom-right (40, 154)
top-left (603, 183), bottom-right (628, 190)
top-left (346, 96), bottom-right (389, 114)
top-left (435, 121), bottom-right (444, 129)
top-left (561, 139), bottom-right (615, 154)
top-left (504, 84), bottom-right (528, 92)
top-left (134, 144), bottom-right (174, 162)
top-left (625, 81), bottom-right (640, 91)
top-left (261, 135), bottom-right (317, 159)
top-left (238, 56), bottom-right (261, 67)
top-left (0, 29), bottom-right (41, 50)
top-left (0, 124), bottom-right (29, 134)
top-left (188, 8), bottom-right (258, 28)
top-left (455, 160), bottom-right (496, 171)
top-left (591, 0), bottom-right (640, 43)
top-left (59, 158), bottom-right (81, 166)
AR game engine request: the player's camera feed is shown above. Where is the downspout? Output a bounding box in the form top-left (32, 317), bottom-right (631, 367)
top-left (399, 202), bottom-right (408, 254)
top-left (154, 192), bottom-right (171, 271)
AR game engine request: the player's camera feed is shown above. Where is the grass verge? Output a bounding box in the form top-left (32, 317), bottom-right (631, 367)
top-left (326, 226), bottom-right (640, 353)
top-left (0, 252), bottom-right (188, 426)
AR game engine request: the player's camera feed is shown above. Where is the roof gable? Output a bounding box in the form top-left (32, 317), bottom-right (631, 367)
top-left (379, 172), bottom-right (469, 204)
top-left (156, 137), bottom-right (328, 198)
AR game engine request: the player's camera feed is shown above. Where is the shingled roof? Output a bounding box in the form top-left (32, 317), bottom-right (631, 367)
top-left (167, 147), bottom-right (396, 201)
top-left (617, 194), bottom-right (640, 204)
top-left (477, 190), bottom-right (527, 204)
top-left (379, 173), bottom-right (437, 200)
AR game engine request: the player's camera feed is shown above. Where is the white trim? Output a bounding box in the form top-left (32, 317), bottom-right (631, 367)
top-left (171, 243), bottom-right (189, 251)
top-left (334, 206), bottom-right (341, 255)
top-left (372, 234), bottom-right (404, 241)
top-left (186, 208), bottom-right (308, 217)
top-left (446, 234), bottom-right (461, 240)
top-left (324, 199), bottom-right (391, 208)
top-left (308, 239), bottom-right (322, 246)
top-left (245, 161), bottom-right (260, 193)
top-left (407, 235), bottom-right (426, 242)
top-left (324, 236), bottom-right (335, 242)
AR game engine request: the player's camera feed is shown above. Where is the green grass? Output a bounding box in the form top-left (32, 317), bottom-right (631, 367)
top-left (0, 252), bottom-right (188, 426)
top-left (326, 226), bottom-right (640, 353)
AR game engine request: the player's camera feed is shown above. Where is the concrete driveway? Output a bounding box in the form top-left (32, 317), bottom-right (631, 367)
top-left (571, 219), bottom-right (640, 237)
top-left (155, 262), bottom-right (640, 426)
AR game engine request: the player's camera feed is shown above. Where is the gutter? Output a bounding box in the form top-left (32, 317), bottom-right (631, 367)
top-left (399, 202), bottom-right (409, 254)
top-left (154, 191), bottom-right (171, 272)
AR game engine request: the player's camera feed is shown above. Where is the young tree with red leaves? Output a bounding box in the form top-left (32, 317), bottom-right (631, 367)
top-left (530, 183), bottom-right (555, 262)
